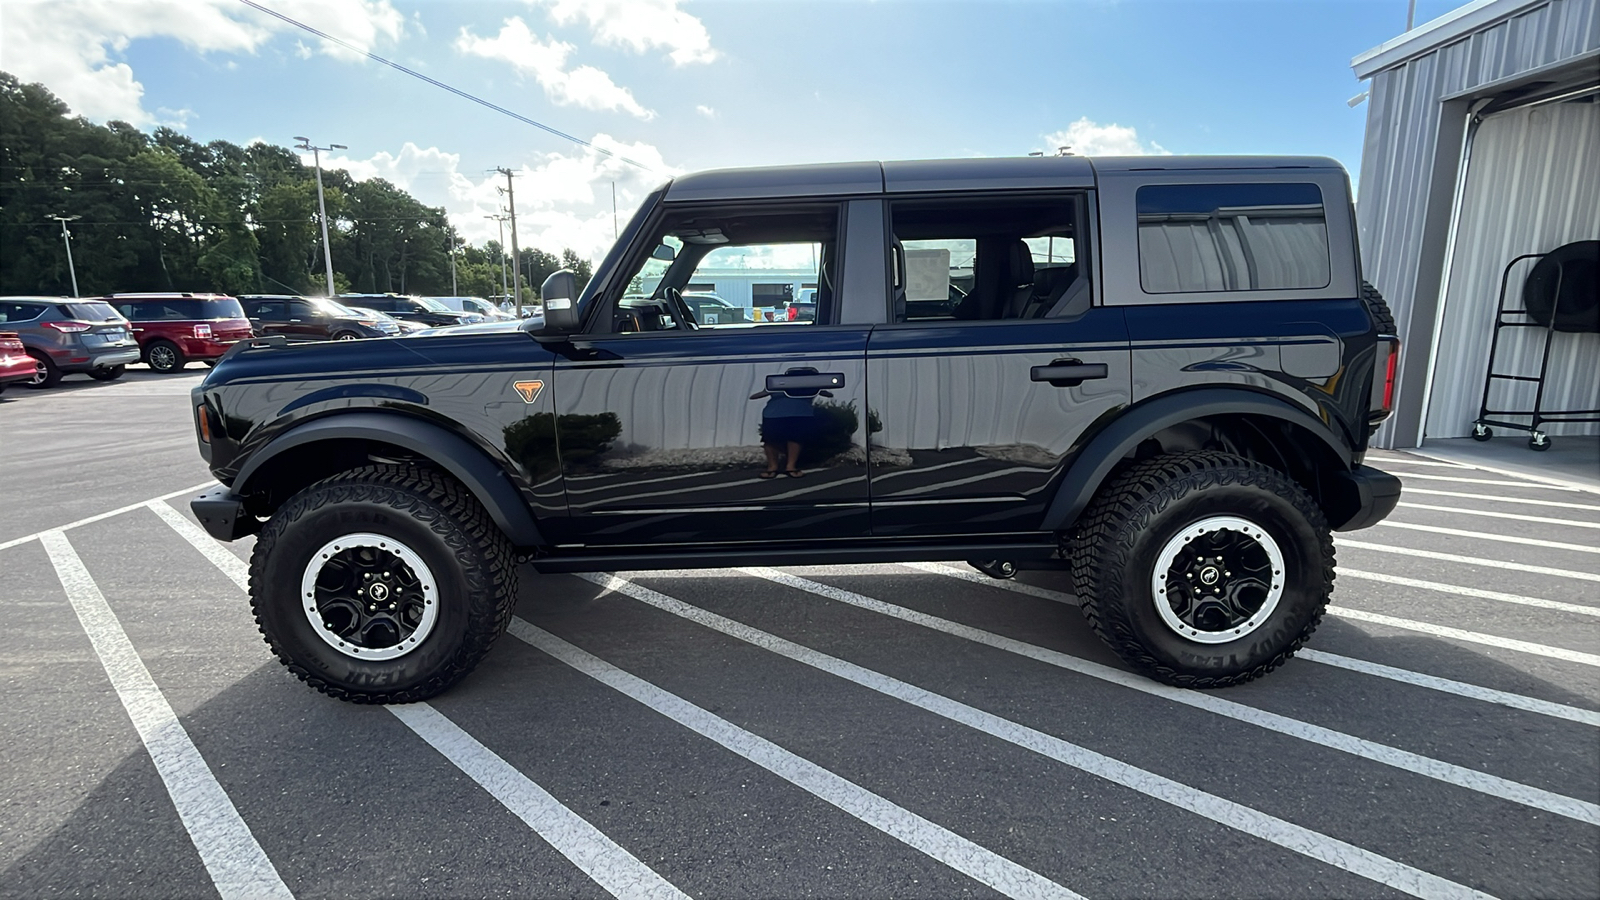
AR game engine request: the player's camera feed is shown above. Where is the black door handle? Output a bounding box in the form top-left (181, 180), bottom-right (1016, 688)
top-left (767, 372), bottom-right (845, 391)
top-left (1030, 360), bottom-right (1108, 387)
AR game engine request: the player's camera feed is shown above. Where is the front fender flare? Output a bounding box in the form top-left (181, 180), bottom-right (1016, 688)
top-left (235, 412), bottom-right (545, 547)
top-left (1040, 388), bottom-right (1351, 533)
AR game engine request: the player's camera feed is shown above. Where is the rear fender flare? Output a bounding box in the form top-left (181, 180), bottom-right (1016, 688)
top-left (1041, 388), bottom-right (1350, 532)
top-left (235, 412), bottom-right (544, 546)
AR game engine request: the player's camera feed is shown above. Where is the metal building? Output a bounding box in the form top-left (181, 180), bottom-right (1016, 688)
top-left (1351, 0), bottom-right (1599, 451)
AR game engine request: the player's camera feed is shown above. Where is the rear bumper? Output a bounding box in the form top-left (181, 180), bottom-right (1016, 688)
top-left (58, 347), bottom-right (141, 372)
top-left (1327, 465), bottom-right (1403, 532)
top-left (191, 488), bottom-right (261, 541)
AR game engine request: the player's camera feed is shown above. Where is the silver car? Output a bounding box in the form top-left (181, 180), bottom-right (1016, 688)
top-left (0, 297), bottom-right (141, 387)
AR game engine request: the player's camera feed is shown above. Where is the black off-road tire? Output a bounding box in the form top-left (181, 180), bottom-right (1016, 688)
top-left (146, 339), bottom-right (186, 373)
top-left (88, 364), bottom-right (126, 381)
top-left (1362, 280), bottom-right (1396, 336)
top-left (248, 464), bottom-right (519, 703)
top-left (1067, 451), bottom-right (1334, 688)
top-left (26, 351), bottom-right (60, 388)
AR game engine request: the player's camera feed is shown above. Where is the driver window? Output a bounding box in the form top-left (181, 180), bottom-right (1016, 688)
top-left (612, 204), bottom-right (839, 334)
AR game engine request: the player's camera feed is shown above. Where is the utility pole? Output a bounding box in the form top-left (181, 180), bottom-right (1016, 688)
top-left (295, 136), bottom-right (346, 297)
top-left (47, 214), bottom-right (82, 297)
top-left (485, 213), bottom-right (510, 302)
top-left (496, 167), bottom-right (523, 316)
top-left (612, 181), bottom-right (618, 238)
top-left (447, 226), bottom-right (459, 295)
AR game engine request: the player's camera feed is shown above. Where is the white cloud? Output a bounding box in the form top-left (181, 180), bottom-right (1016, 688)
top-left (456, 18), bottom-right (654, 120)
top-left (0, 0), bottom-right (403, 125)
top-left (308, 135), bottom-right (681, 262)
top-left (536, 0), bottom-right (717, 66)
top-left (695, 105), bottom-right (716, 119)
top-left (1042, 117), bottom-right (1170, 157)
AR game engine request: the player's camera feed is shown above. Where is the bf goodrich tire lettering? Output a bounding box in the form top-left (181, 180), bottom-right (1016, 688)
top-left (1069, 451), bottom-right (1334, 688)
top-left (249, 465), bottom-right (518, 703)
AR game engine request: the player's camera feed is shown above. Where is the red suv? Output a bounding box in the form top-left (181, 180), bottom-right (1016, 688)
top-left (107, 293), bottom-right (255, 372)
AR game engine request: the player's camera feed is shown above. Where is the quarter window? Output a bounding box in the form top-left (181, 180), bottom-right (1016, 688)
top-left (1136, 183), bottom-right (1330, 293)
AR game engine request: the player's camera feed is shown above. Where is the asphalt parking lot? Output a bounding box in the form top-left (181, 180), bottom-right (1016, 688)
top-left (2, 369), bottom-right (1597, 900)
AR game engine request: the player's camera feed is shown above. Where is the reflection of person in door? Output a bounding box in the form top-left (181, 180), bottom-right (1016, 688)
top-left (748, 386), bottom-right (825, 478)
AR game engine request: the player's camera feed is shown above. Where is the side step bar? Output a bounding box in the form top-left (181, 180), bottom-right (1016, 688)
top-left (529, 541), bottom-right (1056, 574)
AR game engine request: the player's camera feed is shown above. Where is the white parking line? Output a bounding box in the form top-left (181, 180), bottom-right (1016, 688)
top-left (1404, 449), bottom-right (1600, 495)
top-left (1374, 520), bottom-right (1600, 555)
top-left (1328, 606), bottom-right (1600, 667)
top-left (149, 501), bottom-right (250, 589)
top-left (1402, 488), bottom-right (1600, 514)
top-left (902, 561), bottom-right (1078, 603)
top-left (0, 480), bottom-right (217, 552)
top-left (508, 617), bottom-right (1083, 900)
top-left (585, 573), bottom-right (1490, 899)
top-left (743, 568), bottom-right (1600, 827)
top-left (390, 703), bottom-right (691, 900)
top-left (1336, 539), bottom-right (1600, 584)
top-left (1295, 650), bottom-right (1600, 727)
top-left (38, 530), bottom-right (293, 900)
top-left (1338, 568), bottom-right (1600, 617)
top-left (1393, 472), bottom-right (1582, 491)
top-left (1396, 502), bottom-right (1600, 530)
top-left (1369, 457), bottom-right (1474, 469)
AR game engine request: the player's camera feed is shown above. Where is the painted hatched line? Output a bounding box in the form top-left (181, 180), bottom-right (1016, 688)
top-left (1336, 539), bottom-right (1600, 584)
top-left (1402, 488), bottom-right (1600, 514)
top-left (149, 501), bottom-right (250, 589)
top-left (507, 616), bottom-right (1083, 900)
top-left (905, 562), bottom-right (1598, 727)
top-left (1295, 650), bottom-right (1600, 727)
top-left (744, 568), bottom-right (1600, 827)
top-left (1368, 457), bottom-right (1474, 469)
top-left (1327, 607), bottom-right (1600, 668)
top-left (1403, 451), bottom-right (1600, 495)
top-left (901, 561), bottom-right (1079, 604)
top-left (1374, 520), bottom-right (1600, 556)
top-left (586, 573), bottom-right (1490, 899)
top-left (390, 703), bottom-right (691, 900)
top-left (38, 530), bottom-right (293, 900)
top-left (1391, 472), bottom-right (1581, 492)
top-left (1396, 502), bottom-right (1600, 530)
top-left (1338, 568), bottom-right (1600, 617)
top-left (0, 480), bottom-right (216, 552)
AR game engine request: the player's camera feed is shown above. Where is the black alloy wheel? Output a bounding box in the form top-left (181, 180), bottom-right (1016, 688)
top-left (88, 364), bottom-right (126, 381)
top-left (248, 465), bottom-right (518, 703)
top-left (1068, 451), bottom-right (1333, 688)
top-left (146, 339), bottom-right (186, 373)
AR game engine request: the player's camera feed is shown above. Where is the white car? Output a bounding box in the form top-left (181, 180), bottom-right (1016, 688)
top-left (430, 296), bottom-right (518, 321)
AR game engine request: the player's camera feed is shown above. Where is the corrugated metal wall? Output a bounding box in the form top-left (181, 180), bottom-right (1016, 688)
top-left (1352, 0), bottom-right (1600, 446)
top-left (1426, 100), bottom-right (1600, 437)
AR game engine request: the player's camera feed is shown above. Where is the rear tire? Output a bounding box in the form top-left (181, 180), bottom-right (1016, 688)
top-left (26, 351), bottom-right (60, 388)
top-left (1068, 451), bottom-right (1334, 688)
top-left (248, 465), bottom-right (519, 703)
top-left (88, 364), bottom-right (126, 381)
top-left (146, 339), bottom-right (186, 373)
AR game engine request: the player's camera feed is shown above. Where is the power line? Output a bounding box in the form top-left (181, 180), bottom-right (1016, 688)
top-left (235, 0), bottom-right (656, 172)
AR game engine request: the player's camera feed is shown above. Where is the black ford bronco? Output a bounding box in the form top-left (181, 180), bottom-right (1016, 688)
top-left (190, 155), bottom-right (1402, 702)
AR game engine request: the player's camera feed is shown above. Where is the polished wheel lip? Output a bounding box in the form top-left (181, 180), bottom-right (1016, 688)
top-left (299, 532), bottom-right (438, 661)
top-left (1151, 515), bottom-right (1285, 645)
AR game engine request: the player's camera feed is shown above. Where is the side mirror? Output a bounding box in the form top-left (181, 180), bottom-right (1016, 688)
top-left (539, 270), bottom-right (581, 333)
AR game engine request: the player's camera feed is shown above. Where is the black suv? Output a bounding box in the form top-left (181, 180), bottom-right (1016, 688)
top-left (191, 156), bottom-right (1401, 703)
top-left (238, 295), bottom-right (400, 342)
top-left (337, 293), bottom-right (481, 328)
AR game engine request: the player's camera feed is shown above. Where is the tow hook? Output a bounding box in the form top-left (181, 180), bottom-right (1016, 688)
top-left (969, 559), bottom-right (1017, 580)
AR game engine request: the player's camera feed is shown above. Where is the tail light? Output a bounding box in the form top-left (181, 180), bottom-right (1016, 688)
top-left (1370, 337), bottom-right (1400, 422)
top-left (194, 323), bottom-right (213, 339)
top-left (44, 321), bottom-right (91, 333)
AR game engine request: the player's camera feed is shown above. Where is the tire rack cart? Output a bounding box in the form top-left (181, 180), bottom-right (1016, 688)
top-left (1471, 251), bottom-right (1600, 451)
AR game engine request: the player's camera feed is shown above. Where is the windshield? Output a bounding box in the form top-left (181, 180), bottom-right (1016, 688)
top-left (417, 297), bottom-right (451, 312)
top-left (65, 301), bottom-right (125, 322)
top-left (311, 299), bottom-right (362, 316)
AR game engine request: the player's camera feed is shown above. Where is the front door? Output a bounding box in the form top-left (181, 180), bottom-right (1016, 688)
top-left (545, 202), bottom-right (872, 547)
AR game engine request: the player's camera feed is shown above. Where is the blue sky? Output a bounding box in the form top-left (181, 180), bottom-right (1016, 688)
top-left (1, 0), bottom-right (1467, 258)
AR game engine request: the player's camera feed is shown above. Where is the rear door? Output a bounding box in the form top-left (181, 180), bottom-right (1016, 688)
top-left (867, 190), bottom-right (1132, 536)
top-left (545, 200), bottom-right (883, 547)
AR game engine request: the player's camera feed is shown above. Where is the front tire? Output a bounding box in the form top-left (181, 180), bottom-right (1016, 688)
top-left (1068, 451), bottom-right (1333, 688)
top-left (249, 465), bottom-right (519, 703)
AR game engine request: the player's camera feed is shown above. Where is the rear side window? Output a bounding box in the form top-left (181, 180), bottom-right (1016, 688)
top-left (63, 301), bottom-right (123, 321)
top-left (1136, 183), bottom-right (1329, 293)
top-left (0, 302), bottom-right (47, 323)
top-left (117, 298), bottom-right (245, 320)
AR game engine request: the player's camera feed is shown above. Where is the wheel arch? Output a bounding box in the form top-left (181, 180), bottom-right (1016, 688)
top-left (1043, 388), bottom-right (1357, 533)
top-left (234, 412), bottom-right (545, 547)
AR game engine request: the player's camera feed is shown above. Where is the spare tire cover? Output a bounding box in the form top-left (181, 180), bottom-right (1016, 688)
top-left (1522, 240), bottom-right (1599, 333)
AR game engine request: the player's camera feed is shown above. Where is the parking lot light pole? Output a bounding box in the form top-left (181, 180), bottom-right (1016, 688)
top-left (485, 213), bottom-right (510, 302)
top-left (47, 214), bottom-right (82, 297)
top-left (295, 136), bottom-right (346, 297)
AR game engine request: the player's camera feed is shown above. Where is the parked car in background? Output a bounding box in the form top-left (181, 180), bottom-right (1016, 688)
top-left (0, 297), bottom-right (139, 387)
top-left (343, 306), bottom-right (430, 334)
top-left (338, 293), bottom-right (481, 328)
top-left (239, 295), bottom-right (400, 342)
top-left (680, 291), bottom-right (749, 325)
top-left (0, 331), bottom-right (42, 394)
top-left (106, 292), bottom-right (255, 373)
top-left (430, 296), bottom-right (517, 321)
top-left (404, 318), bottom-right (528, 337)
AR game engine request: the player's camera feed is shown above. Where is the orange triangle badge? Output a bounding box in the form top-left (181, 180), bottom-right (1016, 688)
top-left (512, 380), bottom-right (545, 403)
